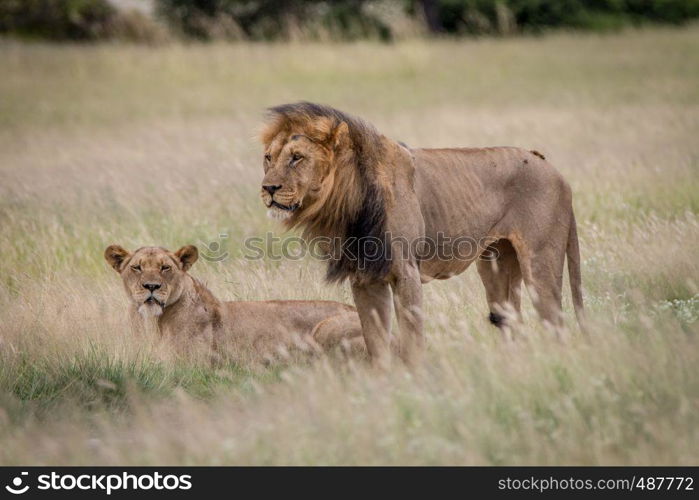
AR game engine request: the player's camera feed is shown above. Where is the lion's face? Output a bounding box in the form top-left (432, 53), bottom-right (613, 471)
top-left (260, 133), bottom-right (332, 221)
top-left (105, 245), bottom-right (198, 317)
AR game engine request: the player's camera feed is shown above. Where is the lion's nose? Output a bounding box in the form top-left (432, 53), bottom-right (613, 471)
top-left (263, 184), bottom-right (282, 195)
top-left (143, 283), bottom-right (161, 292)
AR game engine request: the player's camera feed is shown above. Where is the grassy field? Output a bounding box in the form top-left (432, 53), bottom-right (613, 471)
top-left (1, 26), bottom-right (698, 465)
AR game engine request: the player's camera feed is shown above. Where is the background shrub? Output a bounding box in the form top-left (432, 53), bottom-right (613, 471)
top-left (0, 0), bottom-right (169, 41)
top-left (156, 0), bottom-right (393, 41)
top-left (0, 0), bottom-right (698, 42)
top-left (410, 0), bottom-right (699, 35)
top-left (0, 0), bottom-right (116, 40)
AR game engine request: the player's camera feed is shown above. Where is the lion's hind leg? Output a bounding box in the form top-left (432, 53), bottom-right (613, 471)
top-left (476, 239), bottom-right (523, 328)
top-left (515, 242), bottom-right (566, 330)
top-left (312, 313), bottom-right (367, 356)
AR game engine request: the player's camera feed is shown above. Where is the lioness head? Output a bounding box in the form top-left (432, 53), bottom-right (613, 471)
top-left (104, 244), bottom-right (198, 317)
top-left (260, 103), bottom-right (352, 222)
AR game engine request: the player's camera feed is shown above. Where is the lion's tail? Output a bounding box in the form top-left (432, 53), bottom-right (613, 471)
top-left (566, 212), bottom-right (586, 332)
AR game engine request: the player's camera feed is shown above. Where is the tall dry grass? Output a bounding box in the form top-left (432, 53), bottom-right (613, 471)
top-left (0, 26), bottom-right (698, 464)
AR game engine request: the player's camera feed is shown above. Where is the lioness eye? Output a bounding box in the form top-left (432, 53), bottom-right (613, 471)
top-left (291, 153), bottom-right (303, 163)
top-left (161, 265), bottom-right (171, 272)
top-left (264, 153), bottom-right (271, 162)
top-left (131, 265), bottom-right (141, 272)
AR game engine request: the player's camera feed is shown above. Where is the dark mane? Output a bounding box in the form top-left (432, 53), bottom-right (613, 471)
top-left (266, 102), bottom-right (392, 284)
top-left (325, 177), bottom-right (391, 284)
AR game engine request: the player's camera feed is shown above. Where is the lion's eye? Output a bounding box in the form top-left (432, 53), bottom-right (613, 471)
top-left (264, 153), bottom-right (272, 162)
top-left (131, 265), bottom-right (141, 272)
top-left (290, 153), bottom-right (303, 164)
top-left (161, 265), bottom-right (171, 272)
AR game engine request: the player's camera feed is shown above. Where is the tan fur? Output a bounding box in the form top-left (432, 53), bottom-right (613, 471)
top-left (105, 244), bottom-right (364, 362)
top-left (259, 102), bottom-right (585, 368)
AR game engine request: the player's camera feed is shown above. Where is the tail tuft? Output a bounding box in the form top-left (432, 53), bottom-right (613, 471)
top-left (489, 312), bottom-right (504, 327)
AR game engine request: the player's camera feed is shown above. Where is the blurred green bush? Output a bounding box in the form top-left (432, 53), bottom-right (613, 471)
top-left (0, 0), bottom-right (168, 41)
top-left (156, 0), bottom-right (699, 39)
top-left (410, 0), bottom-right (699, 35)
top-left (156, 0), bottom-right (392, 40)
top-left (0, 0), bottom-right (115, 40)
top-left (1, 0), bottom-right (698, 41)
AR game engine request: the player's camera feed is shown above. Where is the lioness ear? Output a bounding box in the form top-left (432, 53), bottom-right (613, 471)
top-left (104, 245), bottom-right (131, 272)
top-left (175, 245), bottom-right (198, 271)
top-left (332, 121), bottom-right (350, 150)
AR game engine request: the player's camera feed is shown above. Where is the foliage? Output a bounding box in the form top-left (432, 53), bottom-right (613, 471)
top-left (0, 0), bottom-right (115, 40)
top-left (157, 0), bottom-right (699, 40)
top-left (156, 0), bottom-right (393, 40)
top-left (3, 0), bottom-right (697, 41)
top-left (410, 0), bottom-right (699, 35)
top-left (0, 0), bottom-right (168, 41)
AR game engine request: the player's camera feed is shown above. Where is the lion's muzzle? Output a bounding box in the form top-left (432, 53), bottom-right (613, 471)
top-left (260, 187), bottom-right (300, 214)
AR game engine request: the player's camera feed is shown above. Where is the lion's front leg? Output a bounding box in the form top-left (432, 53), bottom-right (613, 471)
top-left (391, 264), bottom-right (424, 367)
top-left (351, 279), bottom-right (393, 370)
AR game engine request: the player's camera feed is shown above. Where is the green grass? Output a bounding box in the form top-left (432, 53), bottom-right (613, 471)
top-left (0, 25), bottom-right (698, 464)
top-left (3, 349), bottom-right (274, 417)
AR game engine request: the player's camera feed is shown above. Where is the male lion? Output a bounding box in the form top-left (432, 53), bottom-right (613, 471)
top-left (104, 244), bottom-right (363, 361)
top-left (259, 102), bottom-right (584, 368)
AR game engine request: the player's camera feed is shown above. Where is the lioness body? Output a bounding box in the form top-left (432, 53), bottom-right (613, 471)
top-left (259, 102), bottom-right (584, 368)
top-left (223, 300), bottom-right (358, 355)
top-left (105, 245), bottom-right (362, 360)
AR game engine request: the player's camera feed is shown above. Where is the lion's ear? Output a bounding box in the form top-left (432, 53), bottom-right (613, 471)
top-left (105, 245), bottom-right (131, 272)
top-left (332, 121), bottom-right (350, 151)
top-left (175, 245), bottom-right (198, 271)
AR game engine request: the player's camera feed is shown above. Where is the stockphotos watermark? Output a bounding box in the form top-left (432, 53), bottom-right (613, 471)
top-left (4, 471), bottom-right (192, 495)
top-left (200, 232), bottom-right (500, 264)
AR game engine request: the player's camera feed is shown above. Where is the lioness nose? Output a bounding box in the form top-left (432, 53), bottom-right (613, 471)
top-left (143, 283), bottom-right (161, 292)
top-left (263, 184), bottom-right (282, 195)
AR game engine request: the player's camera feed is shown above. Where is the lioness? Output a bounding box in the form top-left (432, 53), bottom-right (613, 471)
top-left (104, 244), bottom-right (363, 360)
top-left (259, 102), bottom-right (584, 368)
